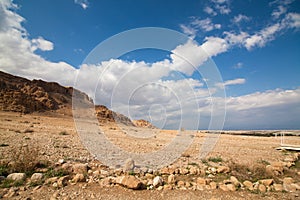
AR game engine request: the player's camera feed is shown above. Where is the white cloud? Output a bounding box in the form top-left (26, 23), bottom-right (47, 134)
top-left (232, 14), bottom-right (250, 24)
top-left (215, 4), bottom-right (231, 15)
top-left (272, 5), bottom-right (287, 19)
top-left (203, 6), bottom-right (217, 16)
top-left (233, 62), bottom-right (243, 69)
top-left (224, 88), bottom-right (300, 129)
top-left (244, 23), bottom-right (281, 50)
top-left (284, 13), bottom-right (300, 28)
top-left (179, 24), bottom-right (196, 38)
top-left (31, 37), bottom-right (54, 51)
top-left (74, 0), bottom-right (89, 10)
top-left (216, 78), bottom-right (246, 88)
top-left (1, 0), bottom-right (300, 130)
top-left (190, 18), bottom-right (221, 32)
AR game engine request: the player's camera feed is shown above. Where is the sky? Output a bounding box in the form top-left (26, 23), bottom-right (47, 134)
top-left (0, 0), bottom-right (300, 130)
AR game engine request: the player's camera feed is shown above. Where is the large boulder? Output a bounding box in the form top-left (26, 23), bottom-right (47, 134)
top-left (116, 175), bottom-right (143, 189)
top-left (7, 173), bottom-right (26, 181)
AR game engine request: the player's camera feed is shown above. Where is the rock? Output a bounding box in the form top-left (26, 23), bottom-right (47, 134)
top-left (227, 184), bottom-right (236, 191)
top-left (189, 166), bottom-right (199, 175)
top-left (258, 184), bottom-right (266, 193)
top-left (45, 177), bottom-right (58, 184)
top-left (219, 184), bottom-right (229, 191)
top-left (167, 174), bottom-right (176, 184)
top-left (123, 158), bottom-right (135, 172)
top-left (72, 173), bottom-right (85, 183)
top-left (210, 182), bottom-right (217, 190)
top-left (58, 159), bottom-right (65, 164)
top-left (179, 168), bottom-right (189, 175)
top-left (273, 183), bottom-right (283, 191)
top-left (116, 175), bottom-right (143, 189)
top-left (72, 163), bottom-right (88, 174)
top-left (217, 166), bottom-right (230, 173)
top-left (31, 173), bottom-right (43, 182)
top-left (153, 176), bottom-right (163, 187)
top-left (230, 176), bottom-right (240, 187)
top-left (266, 162), bottom-right (284, 175)
top-left (160, 167), bottom-right (170, 175)
top-left (164, 184), bottom-right (173, 190)
top-left (197, 177), bottom-right (207, 186)
top-left (283, 183), bottom-right (297, 192)
top-left (57, 176), bottom-right (70, 187)
top-left (243, 180), bottom-right (253, 191)
top-left (177, 180), bottom-right (185, 187)
top-left (283, 177), bottom-right (294, 184)
top-left (260, 179), bottom-right (273, 187)
top-left (7, 173), bottom-right (26, 181)
top-left (99, 176), bottom-right (115, 186)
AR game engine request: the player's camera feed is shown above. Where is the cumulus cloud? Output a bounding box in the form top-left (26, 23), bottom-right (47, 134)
top-left (1, 0), bottom-right (300, 129)
top-left (224, 88), bottom-right (300, 129)
top-left (232, 14), bottom-right (251, 24)
top-left (179, 24), bottom-right (196, 38)
top-left (74, 0), bottom-right (89, 10)
top-left (191, 18), bottom-right (221, 32)
top-left (203, 6), bottom-right (217, 16)
top-left (31, 37), bottom-right (54, 51)
top-left (216, 78), bottom-right (246, 88)
top-left (232, 62), bottom-right (243, 69)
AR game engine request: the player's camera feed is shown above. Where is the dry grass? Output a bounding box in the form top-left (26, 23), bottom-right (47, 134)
top-left (7, 143), bottom-right (41, 175)
top-left (228, 161), bottom-right (275, 182)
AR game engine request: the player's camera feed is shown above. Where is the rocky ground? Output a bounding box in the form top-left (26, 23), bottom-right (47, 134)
top-left (0, 111), bottom-right (300, 199)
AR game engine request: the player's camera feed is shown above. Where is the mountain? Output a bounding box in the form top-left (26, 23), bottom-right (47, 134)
top-left (0, 71), bottom-right (155, 128)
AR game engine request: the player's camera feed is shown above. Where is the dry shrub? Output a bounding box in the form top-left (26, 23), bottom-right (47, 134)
top-left (228, 161), bottom-right (275, 182)
top-left (9, 144), bottom-right (40, 175)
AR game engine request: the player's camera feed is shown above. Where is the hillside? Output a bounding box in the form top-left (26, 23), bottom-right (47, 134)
top-left (0, 71), bottom-right (155, 127)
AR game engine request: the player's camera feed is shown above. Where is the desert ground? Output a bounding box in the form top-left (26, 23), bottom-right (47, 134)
top-left (0, 110), bottom-right (300, 199)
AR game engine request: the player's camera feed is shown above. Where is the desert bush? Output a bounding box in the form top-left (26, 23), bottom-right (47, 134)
top-left (44, 168), bottom-right (69, 178)
top-left (23, 129), bottom-right (34, 133)
top-left (228, 161), bottom-right (274, 182)
top-left (59, 131), bottom-right (68, 135)
top-left (9, 144), bottom-right (40, 175)
top-left (208, 156), bottom-right (223, 163)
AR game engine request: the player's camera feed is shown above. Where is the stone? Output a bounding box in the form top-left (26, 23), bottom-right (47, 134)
top-left (45, 177), bottom-right (58, 184)
top-left (189, 166), bottom-right (199, 175)
top-left (177, 181), bottom-right (185, 187)
top-left (72, 163), bottom-right (88, 174)
top-left (217, 166), bottom-right (230, 173)
top-left (153, 176), bottom-right (163, 187)
top-left (243, 180), bottom-right (253, 191)
top-left (57, 176), bottom-right (70, 187)
top-left (160, 167), bottom-right (170, 175)
top-left (219, 184), bottom-right (229, 191)
top-left (123, 158), bottom-right (135, 172)
top-left (185, 182), bottom-right (191, 188)
top-left (31, 173), bottom-right (43, 182)
top-left (209, 182), bottom-right (217, 190)
top-left (283, 183), bottom-right (297, 192)
top-left (58, 159), bottom-right (65, 164)
top-left (227, 184), bottom-right (236, 191)
top-left (7, 173), bottom-right (26, 181)
top-left (72, 173), bottom-right (85, 183)
top-left (197, 177), bottom-right (207, 186)
top-left (164, 184), bottom-right (173, 190)
top-left (167, 174), bottom-right (176, 184)
top-left (273, 184), bottom-right (283, 191)
top-left (99, 176), bottom-right (115, 186)
top-left (260, 179), bottom-right (273, 187)
top-left (283, 177), bottom-right (294, 184)
top-left (116, 175), bottom-right (143, 189)
top-left (179, 168), bottom-right (189, 175)
top-left (258, 184), bottom-right (266, 193)
top-left (230, 176), bottom-right (240, 187)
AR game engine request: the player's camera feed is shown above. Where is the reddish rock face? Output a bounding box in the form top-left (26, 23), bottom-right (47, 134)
top-left (0, 71), bottom-right (86, 114)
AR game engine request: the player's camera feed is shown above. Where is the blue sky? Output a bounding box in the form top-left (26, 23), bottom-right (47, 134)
top-left (0, 0), bottom-right (300, 129)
